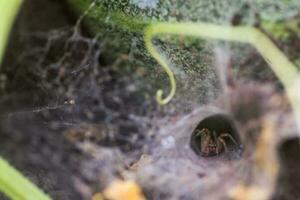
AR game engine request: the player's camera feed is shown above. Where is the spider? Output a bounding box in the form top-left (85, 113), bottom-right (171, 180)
top-left (195, 128), bottom-right (237, 157)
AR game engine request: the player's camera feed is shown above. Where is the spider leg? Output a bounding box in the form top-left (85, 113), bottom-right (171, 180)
top-left (219, 133), bottom-right (237, 145)
top-left (195, 128), bottom-right (210, 137)
top-left (195, 128), bottom-right (212, 155)
top-left (218, 137), bottom-right (228, 153)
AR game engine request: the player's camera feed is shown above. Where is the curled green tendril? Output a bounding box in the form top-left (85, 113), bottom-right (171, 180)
top-left (144, 22), bottom-right (300, 130)
top-left (144, 25), bottom-right (176, 104)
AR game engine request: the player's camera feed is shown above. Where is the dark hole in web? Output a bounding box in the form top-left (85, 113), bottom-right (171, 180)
top-left (190, 114), bottom-right (241, 157)
top-left (273, 137), bottom-right (300, 199)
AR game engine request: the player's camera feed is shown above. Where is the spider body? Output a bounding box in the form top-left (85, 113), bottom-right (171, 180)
top-left (195, 128), bottom-right (237, 157)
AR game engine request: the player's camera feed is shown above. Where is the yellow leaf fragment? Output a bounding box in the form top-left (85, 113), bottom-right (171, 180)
top-left (92, 193), bottom-right (104, 200)
top-left (254, 120), bottom-right (278, 176)
top-left (229, 184), bottom-right (269, 200)
top-left (103, 180), bottom-right (146, 200)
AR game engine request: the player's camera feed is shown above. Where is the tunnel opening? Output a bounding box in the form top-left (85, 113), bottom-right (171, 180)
top-left (273, 137), bottom-right (300, 199)
top-left (190, 114), bottom-right (242, 157)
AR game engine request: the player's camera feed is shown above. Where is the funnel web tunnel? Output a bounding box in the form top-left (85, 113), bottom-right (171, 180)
top-left (190, 114), bottom-right (242, 157)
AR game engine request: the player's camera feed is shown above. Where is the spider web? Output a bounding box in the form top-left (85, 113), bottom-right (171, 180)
top-left (0, 0), bottom-right (299, 200)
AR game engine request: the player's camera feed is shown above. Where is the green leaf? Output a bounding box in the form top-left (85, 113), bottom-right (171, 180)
top-left (0, 1), bottom-right (52, 199)
top-left (0, 0), bottom-right (22, 65)
top-left (0, 157), bottom-right (51, 200)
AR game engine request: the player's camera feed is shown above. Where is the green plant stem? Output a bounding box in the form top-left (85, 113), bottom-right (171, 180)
top-left (0, 1), bottom-right (52, 199)
top-left (144, 22), bottom-right (300, 128)
top-left (0, 0), bottom-right (22, 66)
top-left (0, 157), bottom-right (51, 200)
